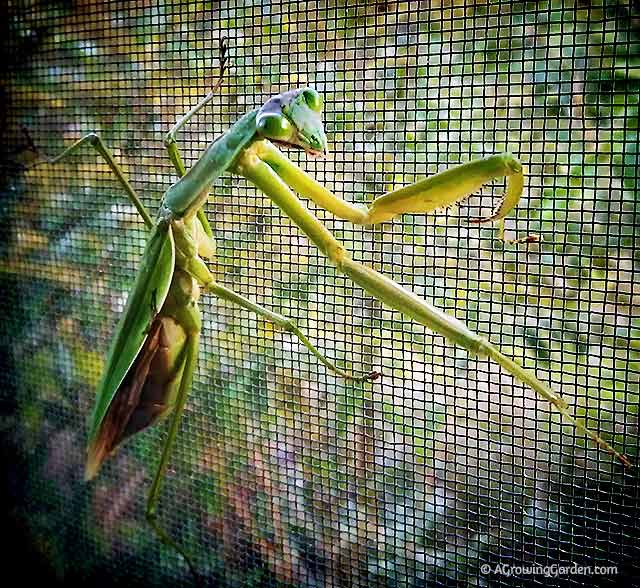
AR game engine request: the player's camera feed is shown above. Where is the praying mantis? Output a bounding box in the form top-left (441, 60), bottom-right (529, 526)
top-left (37, 43), bottom-right (630, 581)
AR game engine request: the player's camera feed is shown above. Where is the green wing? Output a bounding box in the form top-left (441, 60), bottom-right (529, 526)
top-left (87, 223), bottom-right (175, 442)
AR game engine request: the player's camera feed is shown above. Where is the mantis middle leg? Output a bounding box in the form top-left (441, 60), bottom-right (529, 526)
top-left (205, 281), bottom-right (378, 382)
top-left (44, 133), bottom-right (154, 229)
top-left (182, 255), bottom-right (377, 382)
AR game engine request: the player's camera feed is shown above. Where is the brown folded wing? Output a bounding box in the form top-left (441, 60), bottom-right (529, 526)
top-left (85, 316), bottom-right (186, 479)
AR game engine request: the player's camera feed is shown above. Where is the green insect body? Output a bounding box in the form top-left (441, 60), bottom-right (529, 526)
top-left (85, 223), bottom-right (202, 480)
top-left (85, 91), bottom-right (333, 480)
top-left (44, 80), bottom-right (629, 581)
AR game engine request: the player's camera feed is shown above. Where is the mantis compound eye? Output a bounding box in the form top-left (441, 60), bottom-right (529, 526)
top-left (256, 113), bottom-right (294, 140)
top-left (302, 88), bottom-right (322, 112)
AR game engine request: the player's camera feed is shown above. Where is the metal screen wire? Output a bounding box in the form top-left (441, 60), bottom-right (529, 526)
top-left (1, 1), bottom-right (639, 586)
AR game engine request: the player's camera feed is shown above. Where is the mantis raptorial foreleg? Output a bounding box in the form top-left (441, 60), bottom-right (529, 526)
top-left (254, 139), bottom-right (538, 244)
top-left (236, 140), bottom-right (631, 468)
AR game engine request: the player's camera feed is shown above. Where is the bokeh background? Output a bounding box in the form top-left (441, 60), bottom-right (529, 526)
top-left (1, 0), bottom-right (639, 586)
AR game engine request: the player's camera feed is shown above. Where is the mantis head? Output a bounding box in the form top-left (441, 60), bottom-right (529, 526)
top-left (256, 88), bottom-right (328, 156)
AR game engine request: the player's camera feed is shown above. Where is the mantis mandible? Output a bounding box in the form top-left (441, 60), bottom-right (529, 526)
top-left (40, 42), bottom-right (630, 580)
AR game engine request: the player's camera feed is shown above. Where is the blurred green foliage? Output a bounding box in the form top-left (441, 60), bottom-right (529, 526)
top-left (1, 0), bottom-right (639, 586)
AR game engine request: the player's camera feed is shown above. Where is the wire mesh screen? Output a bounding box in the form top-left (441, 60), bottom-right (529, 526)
top-left (1, 0), bottom-right (639, 586)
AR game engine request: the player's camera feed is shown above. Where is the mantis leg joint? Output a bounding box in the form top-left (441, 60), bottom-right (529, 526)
top-left (87, 132), bottom-right (100, 146)
top-left (328, 243), bottom-right (350, 269)
top-left (278, 317), bottom-right (298, 333)
top-left (163, 132), bottom-right (177, 148)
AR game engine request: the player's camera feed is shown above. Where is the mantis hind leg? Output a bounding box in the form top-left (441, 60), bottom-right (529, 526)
top-left (145, 330), bottom-right (201, 582)
top-left (236, 147), bottom-right (631, 468)
top-left (45, 133), bottom-right (154, 229)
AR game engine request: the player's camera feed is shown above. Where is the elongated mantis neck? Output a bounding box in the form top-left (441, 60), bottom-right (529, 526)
top-left (162, 109), bottom-right (259, 218)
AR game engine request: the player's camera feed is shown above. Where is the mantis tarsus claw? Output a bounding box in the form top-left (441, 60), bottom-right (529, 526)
top-left (517, 234), bottom-right (542, 244)
top-left (218, 36), bottom-right (229, 77)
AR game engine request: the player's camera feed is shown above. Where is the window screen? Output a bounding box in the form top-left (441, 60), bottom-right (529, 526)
top-left (1, 1), bottom-right (638, 586)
